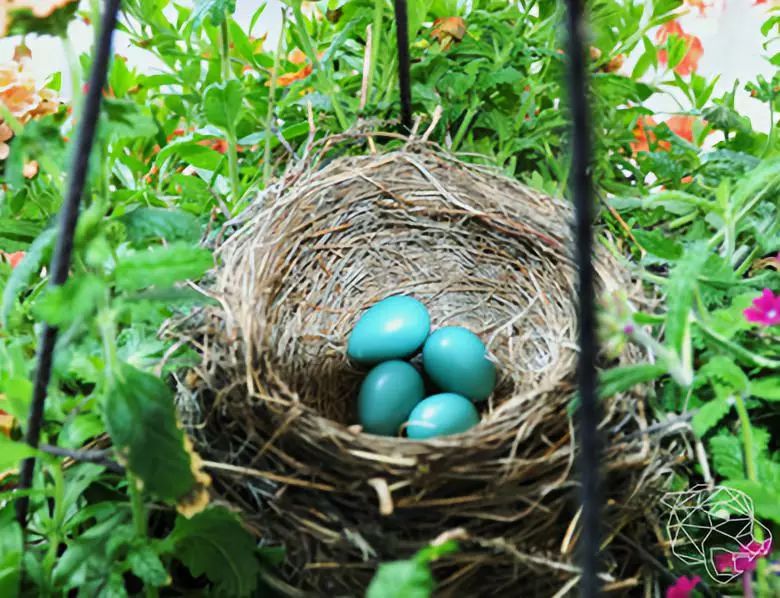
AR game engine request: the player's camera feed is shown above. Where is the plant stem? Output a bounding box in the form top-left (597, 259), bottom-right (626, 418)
top-left (367, 0), bottom-right (384, 105)
top-left (264, 10), bottom-right (287, 186)
top-left (452, 105), bottom-right (479, 150)
top-left (61, 35), bottom-right (82, 116)
top-left (291, 2), bottom-right (349, 130)
top-left (42, 462), bottom-right (66, 595)
top-left (219, 18), bottom-right (230, 80)
top-left (218, 12), bottom-right (241, 208)
top-left (733, 393), bottom-right (769, 597)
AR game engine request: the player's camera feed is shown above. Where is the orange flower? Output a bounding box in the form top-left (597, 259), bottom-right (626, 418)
top-left (685, 0), bottom-right (711, 15)
top-left (0, 55), bottom-right (60, 131)
top-left (272, 64), bottom-right (314, 87)
top-left (22, 159), bottom-right (38, 178)
top-left (288, 48), bottom-right (308, 65)
top-left (656, 20), bottom-right (704, 76)
top-left (2, 251), bottom-right (25, 268)
top-left (431, 17), bottom-right (467, 49)
top-left (665, 115), bottom-right (695, 142)
top-left (631, 116), bottom-right (669, 154)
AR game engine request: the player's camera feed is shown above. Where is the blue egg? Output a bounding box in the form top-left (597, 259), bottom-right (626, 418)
top-left (358, 361), bottom-right (425, 436)
top-left (422, 326), bottom-right (496, 402)
top-left (347, 295), bottom-right (430, 364)
top-left (406, 393), bottom-right (480, 439)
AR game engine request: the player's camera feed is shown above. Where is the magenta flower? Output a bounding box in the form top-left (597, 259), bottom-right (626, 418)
top-left (666, 575), bottom-right (701, 598)
top-left (744, 289), bottom-right (780, 326)
top-left (714, 538), bottom-right (773, 575)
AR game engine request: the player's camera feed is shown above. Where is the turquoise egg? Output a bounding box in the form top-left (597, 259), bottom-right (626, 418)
top-left (347, 295), bottom-right (430, 364)
top-left (358, 361), bottom-right (425, 436)
top-left (422, 326), bottom-right (496, 402)
top-left (406, 393), bottom-right (480, 439)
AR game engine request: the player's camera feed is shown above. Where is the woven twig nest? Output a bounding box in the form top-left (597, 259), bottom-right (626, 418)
top-left (174, 137), bottom-right (672, 596)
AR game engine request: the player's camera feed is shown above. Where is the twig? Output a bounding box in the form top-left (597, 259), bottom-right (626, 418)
top-left (16, 0), bottom-right (122, 527)
top-left (39, 444), bottom-right (125, 474)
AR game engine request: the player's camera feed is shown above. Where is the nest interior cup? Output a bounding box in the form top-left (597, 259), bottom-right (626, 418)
top-left (180, 141), bottom-right (665, 596)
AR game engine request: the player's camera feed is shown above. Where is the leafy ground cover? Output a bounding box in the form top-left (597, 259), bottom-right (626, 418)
top-left (0, 0), bottom-right (778, 596)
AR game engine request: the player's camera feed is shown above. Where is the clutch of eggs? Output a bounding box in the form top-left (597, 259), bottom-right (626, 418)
top-left (349, 295), bottom-right (498, 439)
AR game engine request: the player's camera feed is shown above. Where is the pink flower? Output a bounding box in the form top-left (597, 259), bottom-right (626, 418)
top-left (744, 289), bottom-right (780, 326)
top-left (714, 539), bottom-right (773, 575)
top-left (666, 575), bottom-right (701, 598)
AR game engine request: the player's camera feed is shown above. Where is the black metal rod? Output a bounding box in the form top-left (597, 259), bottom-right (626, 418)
top-left (393, 0), bottom-right (413, 132)
top-left (15, 0), bottom-right (122, 526)
top-left (562, 0), bottom-right (602, 596)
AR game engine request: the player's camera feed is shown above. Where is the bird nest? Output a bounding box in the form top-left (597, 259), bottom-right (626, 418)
top-left (171, 136), bottom-right (674, 596)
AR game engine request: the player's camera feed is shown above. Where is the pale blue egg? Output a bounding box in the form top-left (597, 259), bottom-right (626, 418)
top-left (347, 295), bottom-right (430, 364)
top-left (358, 361), bottom-right (425, 436)
top-left (406, 393), bottom-right (480, 439)
top-left (422, 326), bottom-right (496, 402)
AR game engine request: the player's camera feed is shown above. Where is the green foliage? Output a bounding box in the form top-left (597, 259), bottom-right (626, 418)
top-left (167, 507), bottom-right (261, 596)
top-left (103, 363), bottom-right (195, 501)
top-left (366, 541), bottom-right (458, 598)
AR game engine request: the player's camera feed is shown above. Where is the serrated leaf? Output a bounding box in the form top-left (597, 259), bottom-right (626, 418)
top-left (32, 275), bottom-right (106, 327)
top-left (203, 80), bottom-right (243, 134)
top-left (120, 208), bottom-right (201, 246)
top-left (101, 99), bottom-right (157, 140)
top-left (709, 433), bottom-right (744, 480)
top-left (128, 545), bottom-right (169, 587)
top-left (692, 395), bottom-right (731, 437)
top-left (114, 244), bottom-right (212, 291)
top-left (170, 507), bottom-right (259, 597)
top-left (699, 356), bottom-right (749, 393)
top-left (103, 363), bottom-right (195, 500)
top-left (0, 510), bottom-right (22, 598)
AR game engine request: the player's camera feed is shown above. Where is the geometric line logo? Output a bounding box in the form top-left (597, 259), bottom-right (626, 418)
top-left (661, 484), bottom-right (773, 584)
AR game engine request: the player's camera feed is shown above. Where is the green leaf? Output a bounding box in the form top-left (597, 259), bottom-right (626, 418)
top-left (0, 434), bottom-right (38, 471)
top-left (699, 356), bottom-right (749, 393)
top-left (169, 507), bottom-right (260, 597)
top-left (101, 99), bottom-right (158, 140)
top-left (203, 80), bottom-right (243, 133)
top-left (692, 395), bottom-right (731, 437)
top-left (32, 275), bottom-right (106, 327)
top-left (751, 377), bottom-right (780, 401)
top-left (723, 480), bottom-right (780, 524)
top-left (120, 208), bottom-right (201, 246)
top-left (367, 560), bottom-right (434, 598)
top-left (0, 510), bottom-right (22, 598)
top-left (665, 243), bottom-right (708, 358)
top-left (128, 545), bottom-right (169, 588)
top-left (1, 227), bottom-right (56, 327)
top-left (114, 244), bottom-right (212, 291)
top-left (102, 362), bottom-right (195, 500)
top-left (408, 0), bottom-right (434, 38)
top-left (192, 0), bottom-right (237, 27)
top-left (709, 433), bottom-right (744, 480)
top-left (633, 229), bottom-right (683, 260)
top-left (599, 363), bottom-right (667, 398)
